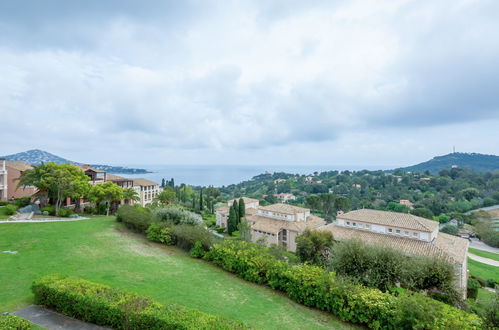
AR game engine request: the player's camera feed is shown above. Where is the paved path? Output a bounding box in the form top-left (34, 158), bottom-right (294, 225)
top-left (468, 253), bottom-right (499, 267)
top-left (469, 238), bottom-right (499, 253)
top-left (13, 305), bottom-right (109, 330)
top-left (0, 217), bottom-right (89, 224)
top-left (466, 204), bottom-right (499, 214)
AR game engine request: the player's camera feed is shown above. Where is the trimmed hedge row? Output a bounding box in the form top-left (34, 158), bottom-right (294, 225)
top-left (32, 274), bottom-right (248, 330)
top-left (0, 315), bottom-right (32, 330)
top-left (204, 240), bottom-right (482, 329)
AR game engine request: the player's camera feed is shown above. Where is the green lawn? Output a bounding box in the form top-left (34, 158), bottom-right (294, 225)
top-left (0, 217), bottom-right (355, 329)
top-left (468, 258), bottom-right (499, 281)
top-left (469, 248), bottom-right (499, 262)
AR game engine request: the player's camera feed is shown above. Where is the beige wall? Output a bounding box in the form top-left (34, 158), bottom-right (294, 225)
top-left (6, 165), bottom-right (36, 200)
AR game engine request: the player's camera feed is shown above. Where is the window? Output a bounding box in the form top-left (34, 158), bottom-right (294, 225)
top-left (388, 228), bottom-right (393, 233)
top-left (404, 231), bottom-right (409, 236)
top-left (346, 221), bottom-right (350, 226)
top-left (413, 232), bottom-right (419, 238)
top-left (365, 224), bottom-right (370, 229)
top-left (353, 222), bottom-right (357, 227)
top-left (395, 229), bottom-right (401, 234)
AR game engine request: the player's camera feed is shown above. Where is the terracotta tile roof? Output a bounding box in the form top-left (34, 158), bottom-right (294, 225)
top-left (338, 209), bottom-right (439, 232)
top-left (249, 214), bottom-right (325, 234)
top-left (132, 178), bottom-right (159, 187)
top-left (260, 203), bottom-right (310, 215)
top-left (106, 174), bottom-right (132, 182)
top-left (216, 206), bottom-right (258, 216)
top-left (320, 224), bottom-right (468, 264)
top-left (6, 161), bottom-right (33, 172)
top-left (229, 197), bottom-right (260, 204)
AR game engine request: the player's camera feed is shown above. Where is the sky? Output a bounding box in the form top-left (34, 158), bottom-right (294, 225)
top-left (1, 0), bottom-right (498, 168)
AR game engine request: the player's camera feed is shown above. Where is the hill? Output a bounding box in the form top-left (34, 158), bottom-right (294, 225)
top-left (1, 149), bottom-right (150, 174)
top-left (395, 152), bottom-right (499, 173)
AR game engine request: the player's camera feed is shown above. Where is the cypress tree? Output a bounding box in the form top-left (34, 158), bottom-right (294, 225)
top-left (233, 200), bottom-right (239, 225)
top-left (199, 189), bottom-right (203, 211)
top-left (239, 198), bottom-right (245, 218)
top-left (161, 178), bottom-right (166, 188)
top-left (228, 205), bottom-right (237, 235)
top-left (170, 178), bottom-right (175, 187)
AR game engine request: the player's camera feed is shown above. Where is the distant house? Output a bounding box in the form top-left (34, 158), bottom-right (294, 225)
top-left (399, 199), bottom-right (414, 209)
top-left (216, 197), bottom-right (260, 228)
top-left (0, 160), bottom-right (37, 200)
top-left (274, 178), bottom-right (286, 184)
top-left (132, 178), bottom-right (161, 207)
top-left (320, 209), bottom-right (469, 297)
top-left (274, 193), bottom-right (296, 203)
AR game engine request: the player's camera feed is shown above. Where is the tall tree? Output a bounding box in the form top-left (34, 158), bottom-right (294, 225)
top-left (232, 200), bottom-right (239, 226)
top-left (123, 188), bottom-right (140, 204)
top-left (170, 178), bottom-right (175, 187)
top-left (238, 197), bottom-right (245, 218)
top-left (88, 181), bottom-right (124, 216)
top-left (155, 187), bottom-right (177, 205)
top-left (227, 205), bottom-right (237, 235)
top-left (199, 188), bottom-right (204, 211)
top-left (161, 178), bottom-right (166, 188)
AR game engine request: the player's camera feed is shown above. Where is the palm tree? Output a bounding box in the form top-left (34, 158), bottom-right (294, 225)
top-left (123, 188), bottom-right (140, 205)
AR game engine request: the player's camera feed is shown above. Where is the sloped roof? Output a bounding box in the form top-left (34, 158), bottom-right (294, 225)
top-left (249, 214), bottom-right (325, 234)
top-left (338, 209), bottom-right (439, 232)
top-left (106, 174), bottom-right (132, 182)
top-left (320, 223), bottom-right (468, 265)
top-left (229, 197), bottom-right (260, 204)
top-left (260, 203), bottom-right (310, 215)
top-left (132, 178), bottom-right (159, 187)
top-left (6, 161), bottom-right (33, 172)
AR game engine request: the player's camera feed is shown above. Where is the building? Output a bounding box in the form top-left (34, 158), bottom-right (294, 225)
top-left (132, 178), bottom-right (161, 207)
top-left (3, 161), bottom-right (37, 200)
top-left (399, 199), bottom-right (414, 209)
top-left (320, 209), bottom-right (469, 296)
top-left (216, 197), bottom-right (326, 252)
top-left (216, 197), bottom-right (260, 227)
top-left (274, 193), bottom-right (296, 203)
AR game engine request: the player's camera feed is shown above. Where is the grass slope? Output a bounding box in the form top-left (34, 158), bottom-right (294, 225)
top-left (469, 248), bottom-right (499, 262)
top-left (0, 217), bottom-right (354, 329)
top-left (468, 258), bottom-right (499, 281)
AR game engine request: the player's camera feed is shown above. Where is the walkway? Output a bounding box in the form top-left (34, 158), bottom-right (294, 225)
top-left (469, 238), bottom-right (499, 253)
top-left (468, 253), bottom-right (499, 267)
top-left (13, 305), bottom-right (109, 330)
top-left (0, 217), bottom-right (89, 224)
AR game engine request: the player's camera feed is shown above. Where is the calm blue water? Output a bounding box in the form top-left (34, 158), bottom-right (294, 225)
top-left (121, 164), bottom-right (386, 187)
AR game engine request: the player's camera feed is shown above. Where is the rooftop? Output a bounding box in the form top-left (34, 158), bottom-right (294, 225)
top-left (260, 203), bottom-right (310, 215)
top-left (229, 197), bottom-right (260, 204)
top-left (338, 209), bottom-right (439, 232)
top-left (6, 161), bottom-right (33, 172)
top-left (132, 178), bottom-right (159, 187)
top-left (106, 174), bottom-right (132, 182)
top-left (250, 214), bottom-right (325, 233)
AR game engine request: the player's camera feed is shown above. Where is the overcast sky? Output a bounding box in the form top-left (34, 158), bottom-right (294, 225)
top-left (1, 0), bottom-right (498, 168)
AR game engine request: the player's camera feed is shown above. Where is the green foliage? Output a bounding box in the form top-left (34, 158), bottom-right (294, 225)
top-left (146, 223), bottom-right (176, 245)
top-left (12, 197), bottom-right (31, 208)
top-left (467, 278), bottom-right (481, 300)
top-left (440, 224), bottom-right (459, 235)
top-left (116, 205), bottom-right (152, 233)
top-left (295, 230), bottom-right (334, 266)
top-left (155, 187), bottom-right (177, 205)
top-left (0, 315), bottom-right (32, 330)
top-left (3, 204), bottom-right (18, 216)
top-left (152, 206), bottom-right (199, 226)
top-left (32, 274), bottom-right (247, 329)
top-left (480, 292), bottom-right (499, 329)
top-left (56, 208), bottom-right (73, 218)
top-left (227, 204), bottom-right (237, 235)
top-left (41, 205), bottom-right (56, 216)
top-left (190, 241), bottom-right (206, 258)
top-left (204, 240), bottom-right (481, 329)
top-left (410, 207), bottom-right (434, 219)
top-left (434, 213), bottom-right (450, 223)
top-left (238, 198), bottom-right (245, 218)
top-left (172, 224), bottom-right (217, 252)
top-left (87, 181), bottom-right (124, 215)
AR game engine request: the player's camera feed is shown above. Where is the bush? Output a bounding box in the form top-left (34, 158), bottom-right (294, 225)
top-left (471, 275), bottom-right (487, 288)
top-left (214, 225), bottom-right (225, 233)
top-left (190, 241), bottom-right (206, 258)
top-left (296, 229), bottom-right (334, 267)
top-left (42, 211), bottom-right (49, 216)
top-left (153, 207), bottom-right (200, 226)
top-left (0, 315), bottom-right (32, 330)
top-left (0, 200), bottom-right (7, 206)
top-left (96, 203), bottom-right (108, 215)
top-left (12, 197), bottom-right (31, 208)
top-left (480, 292), bottom-right (499, 329)
top-left (41, 205), bottom-right (56, 216)
top-left (3, 204), bottom-right (18, 216)
top-left (487, 279), bottom-right (498, 289)
top-left (172, 224), bottom-right (217, 252)
top-left (441, 224), bottom-right (459, 236)
top-left (116, 205), bottom-right (152, 233)
top-left (56, 208), bottom-right (73, 218)
top-left (83, 206), bottom-right (97, 214)
top-left (204, 240), bottom-right (481, 329)
top-left (32, 274), bottom-right (247, 330)
top-left (146, 223), bottom-right (176, 245)
top-left (467, 278), bottom-right (481, 300)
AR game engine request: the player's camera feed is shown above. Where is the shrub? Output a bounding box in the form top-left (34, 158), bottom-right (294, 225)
top-left (190, 241), bottom-right (206, 258)
top-left (440, 224), bottom-right (459, 236)
top-left (0, 200), bottom-right (7, 206)
top-left (0, 315), bottom-right (32, 330)
top-left (116, 205), bottom-right (152, 233)
top-left (12, 197), bottom-right (31, 208)
top-left (83, 206), bottom-right (97, 214)
top-left (296, 229), bottom-right (334, 267)
top-left (214, 225), bottom-right (225, 233)
top-left (153, 207), bottom-right (200, 226)
top-left (41, 205), bottom-right (56, 216)
top-left (56, 208), bottom-right (73, 217)
top-left (480, 292), bottom-right (499, 329)
top-left (467, 278), bottom-right (481, 300)
top-left (3, 204), bottom-right (18, 216)
top-left (172, 224), bottom-right (217, 252)
top-left (146, 223), bottom-right (176, 245)
top-left (32, 274), bottom-right (247, 329)
top-left (96, 203), bottom-right (108, 215)
top-left (42, 211), bottom-right (49, 216)
top-left (487, 279), bottom-right (498, 289)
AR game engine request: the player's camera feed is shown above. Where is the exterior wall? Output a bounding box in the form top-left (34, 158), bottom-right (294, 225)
top-left (0, 160), bottom-right (7, 201)
top-left (257, 209), bottom-right (293, 221)
top-left (251, 229), bottom-right (278, 246)
top-left (216, 211), bottom-right (228, 227)
top-left (287, 230), bottom-right (299, 252)
top-left (6, 165), bottom-right (36, 199)
top-left (136, 184), bottom-right (161, 207)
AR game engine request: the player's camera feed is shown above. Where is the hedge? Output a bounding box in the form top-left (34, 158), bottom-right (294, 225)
top-left (204, 240), bottom-right (482, 329)
top-left (0, 315), bottom-right (32, 330)
top-left (32, 275), bottom-right (248, 330)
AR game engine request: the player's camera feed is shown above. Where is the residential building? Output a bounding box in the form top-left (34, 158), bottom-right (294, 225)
top-left (274, 193), bottom-right (296, 203)
top-left (216, 197), bottom-right (326, 252)
top-left (216, 197), bottom-right (260, 227)
top-left (320, 209), bottom-right (469, 296)
top-left (399, 199), bottom-right (414, 209)
top-left (132, 178), bottom-right (161, 207)
top-left (80, 165), bottom-right (107, 184)
top-left (274, 178), bottom-right (286, 184)
top-left (5, 161), bottom-right (37, 200)
top-left (0, 159), bottom-right (7, 201)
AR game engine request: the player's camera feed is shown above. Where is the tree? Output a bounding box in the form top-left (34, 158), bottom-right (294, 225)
top-left (123, 188), bottom-right (140, 204)
top-left (161, 178), bottom-right (166, 188)
top-left (227, 205), bottom-right (237, 235)
top-left (296, 230), bottom-right (334, 266)
top-left (199, 189), bottom-right (204, 211)
top-left (305, 195), bottom-right (321, 211)
top-left (18, 162), bottom-right (91, 213)
top-left (334, 196), bottom-right (350, 212)
top-left (320, 193), bottom-right (336, 217)
top-left (155, 187), bottom-right (177, 205)
top-left (88, 181), bottom-right (124, 216)
top-left (170, 178), bottom-right (175, 187)
top-left (233, 200), bottom-right (240, 225)
top-left (410, 208), bottom-right (434, 219)
top-left (238, 197), bottom-right (245, 218)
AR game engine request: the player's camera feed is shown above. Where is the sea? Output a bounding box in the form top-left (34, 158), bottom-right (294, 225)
top-left (121, 164), bottom-right (388, 187)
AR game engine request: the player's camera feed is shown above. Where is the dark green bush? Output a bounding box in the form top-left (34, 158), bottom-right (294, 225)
top-left (3, 204), bottom-right (18, 216)
top-left (116, 205), bottom-right (152, 233)
top-left (467, 278), bottom-right (481, 300)
top-left (32, 274), bottom-right (247, 330)
top-left (146, 223), bottom-right (176, 245)
top-left (0, 200), bottom-right (7, 206)
top-left (172, 224), bottom-right (217, 252)
top-left (487, 279), bottom-right (498, 289)
top-left (41, 205), bottom-right (56, 216)
top-left (0, 315), bottom-right (32, 329)
top-left (190, 241), bottom-right (206, 258)
top-left (56, 208), bottom-right (73, 217)
top-left (295, 229), bottom-right (334, 267)
top-left (13, 197), bottom-right (31, 208)
top-left (471, 275), bottom-right (487, 288)
top-left (83, 206), bottom-right (97, 214)
top-left (153, 207), bottom-right (200, 226)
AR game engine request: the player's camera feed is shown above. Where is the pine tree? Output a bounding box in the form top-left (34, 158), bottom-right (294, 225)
top-left (228, 205), bottom-right (237, 235)
top-left (239, 197), bottom-right (245, 218)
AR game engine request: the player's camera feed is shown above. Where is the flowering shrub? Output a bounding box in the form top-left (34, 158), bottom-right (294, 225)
top-left (0, 315), bottom-right (32, 330)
